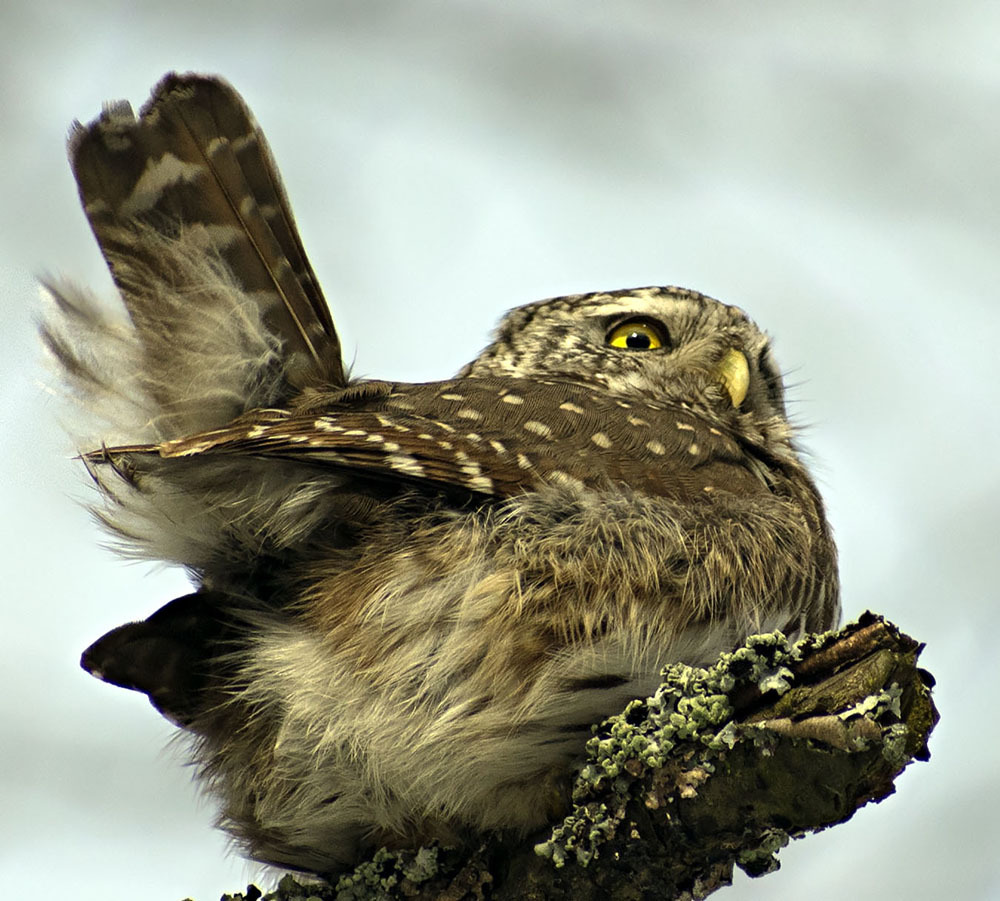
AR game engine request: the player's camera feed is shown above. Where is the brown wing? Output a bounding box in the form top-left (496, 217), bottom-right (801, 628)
top-left (70, 72), bottom-right (344, 390)
top-left (87, 378), bottom-right (771, 503)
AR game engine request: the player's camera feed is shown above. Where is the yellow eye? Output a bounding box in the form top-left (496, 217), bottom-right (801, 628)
top-left (606, 320), bottom-right (666, 350)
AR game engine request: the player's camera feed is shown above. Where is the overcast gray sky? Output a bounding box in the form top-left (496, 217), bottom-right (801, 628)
top-left (2, 3), bottom-right (998, 899)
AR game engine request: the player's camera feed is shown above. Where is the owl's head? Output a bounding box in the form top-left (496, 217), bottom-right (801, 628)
top-left (462, 286), bottom-right (791, 441)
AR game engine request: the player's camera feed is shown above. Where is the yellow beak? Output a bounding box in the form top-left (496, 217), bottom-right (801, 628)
top-left (714, 349), bottom-right (750, 407)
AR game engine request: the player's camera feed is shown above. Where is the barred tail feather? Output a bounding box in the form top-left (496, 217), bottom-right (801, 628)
top-left (43, 74), bottom-right (353, 564)
top-left (55, 72), bottom-right (344, 448)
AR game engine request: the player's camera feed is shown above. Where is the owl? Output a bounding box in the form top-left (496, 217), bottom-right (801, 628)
top-left (43, 73), bottom-right (839, 876)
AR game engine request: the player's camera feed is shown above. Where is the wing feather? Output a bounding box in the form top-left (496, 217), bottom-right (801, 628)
top-left (83, 378), bottom-right (768, 502)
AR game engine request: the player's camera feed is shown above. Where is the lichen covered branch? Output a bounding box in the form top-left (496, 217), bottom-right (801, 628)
top-left (220, 613), bottom-right (937, 901)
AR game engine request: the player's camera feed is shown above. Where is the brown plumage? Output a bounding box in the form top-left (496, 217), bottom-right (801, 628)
top-left (45, 73), bottom-right (839, 876)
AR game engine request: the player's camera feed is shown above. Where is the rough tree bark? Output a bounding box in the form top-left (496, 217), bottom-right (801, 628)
top-left (213, 612), bottom-right (937, 901)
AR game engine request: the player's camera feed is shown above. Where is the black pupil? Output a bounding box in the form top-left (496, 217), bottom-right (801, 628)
top-left (626, 330), bottom-right (651, 349)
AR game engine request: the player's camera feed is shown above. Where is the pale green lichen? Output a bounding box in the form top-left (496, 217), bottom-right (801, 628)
top-left (835, 682), bottom-right (907, 754)
top-left (839, 682), bottom-right (901, 721)
top-left (583, 631), bottom-right (801, 779)
top-left (736, 827), bottom-right (789, 877)
top-left (536, 628), bottom-right (915, 871)
top-left (538, 631), bottom-right (803, 867)
top-left (836, 680), bottom-right (911, 767)
top-left (535, 800), bottom-right (620, 868)
top-left (219, 873), bottom-right (333, 901)
top-left (400, 846), bottom-right (441, 884)
top-left (333, 846), bottom-right (440, 901)
top-left (881, 722), bottom-right (911, 768)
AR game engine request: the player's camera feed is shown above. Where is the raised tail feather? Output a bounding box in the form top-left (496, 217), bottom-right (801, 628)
top-left (43, 73), bottom-right (345, 445)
